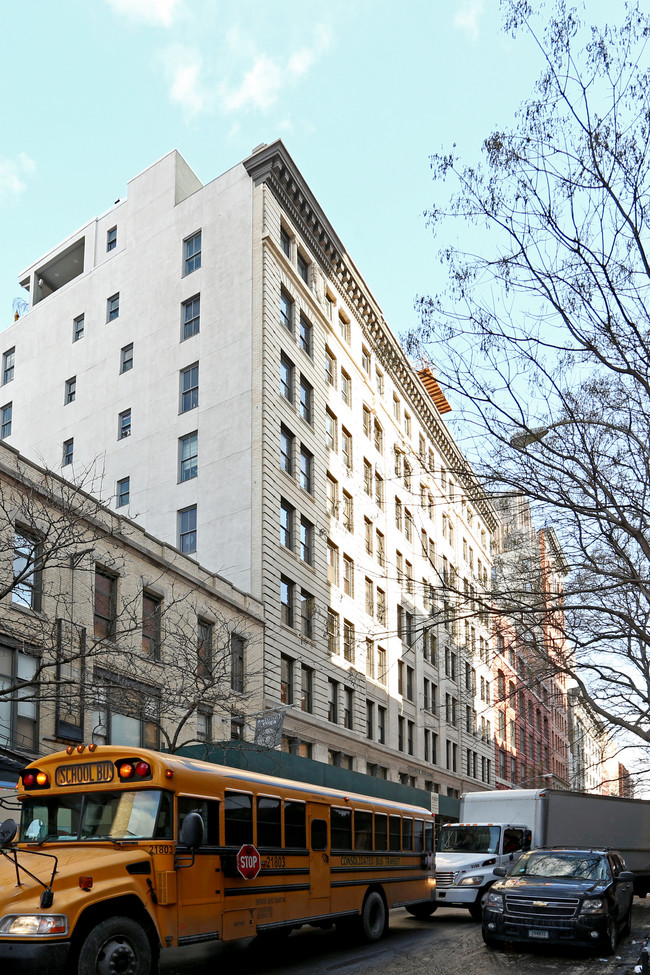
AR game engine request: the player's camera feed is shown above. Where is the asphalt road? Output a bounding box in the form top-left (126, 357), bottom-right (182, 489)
top-left (159, 902), bottom-right (649, 975)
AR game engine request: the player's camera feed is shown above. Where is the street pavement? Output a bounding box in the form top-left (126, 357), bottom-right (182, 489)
top-left (159, 900), bottom-right (650, 975)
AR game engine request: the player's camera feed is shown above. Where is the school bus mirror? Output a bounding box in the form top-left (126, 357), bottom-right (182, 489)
top-left (180, 812), bottom-right (204, 851)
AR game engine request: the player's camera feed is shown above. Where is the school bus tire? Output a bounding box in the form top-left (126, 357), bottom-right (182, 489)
top-left (77, 916), bottom-right (152, 975)
top-left (360, 889), bottom-right (388, 943)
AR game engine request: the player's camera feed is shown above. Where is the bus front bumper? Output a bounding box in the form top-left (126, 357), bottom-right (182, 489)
top-left (435, 887), bottom-right (479, 906)
top-left (0, 939), bottom-right (71, 974)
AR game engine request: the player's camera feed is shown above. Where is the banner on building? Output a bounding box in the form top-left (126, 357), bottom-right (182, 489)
top-left (254, 710), bottom-right (285, 749)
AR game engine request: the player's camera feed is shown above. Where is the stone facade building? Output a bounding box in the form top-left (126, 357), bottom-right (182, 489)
top-left (0, 143), bottom-right (498, 795)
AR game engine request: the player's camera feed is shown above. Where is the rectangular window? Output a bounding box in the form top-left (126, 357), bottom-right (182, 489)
top-left (364, 517), bottom-right (373, 556)
top-left (343, 620), bottom-right (355, 663)
top-left (2, 348), bottom-right (15, 384)
top-left (180, 363), bottom-right (199, 412)
top-left (341, 369), bottom-right (352, 406)
top-left (142, 592), bottom-right (162, 658)
top-left (361, 346), bottom-right (371, 374)
top-left (299, 314), bottom-right (312, 355)
top-left (197, 620), bottom-right (213, 677)
top-left (62, 437), bottom-right (73, 466)
top-left (344, 687), bottom-right (354, 728)
top-left (366, 700), bottom-right (374, 739)
top-left (231, 634), bottom-right (245, 692)
top-left (328, 679), bottom-right (339, 722)
top-left (106, 226), bottom-right (117, 251)
top-left (376, 368), bottom-right (384, 396)
top-left (325, 409), bottom-right (337, 450)
top-left (1, 403), bottom-right (12, 440)
top-left (184, 230), bottom-right (201, 274)
top-left (327, 610), bottom-right (339, 656)
top-left (280, 499), bottom-right (294, 549)
top-left (342, 490), bottom-right (353, 531)
top-left (179, 431), bottom-right (198, 482)
top-left (94, 568), bottom-right (117, 640)
top-left (326, 474), bottom-right (339, 517)
top-left (297, 251), bottom-right (309, 284)
top-left (12, 530), bottom-right (42, 610)
top-left (280, 353), bottom-right (294, 401)
top-left (378, 705), bottom-right (386, 743)
top-left (118, 408), bottom-right (131, 439)
top-left (107, 293), bottom-right (120, 321)
top-left (73, 315), bottom-right (85, 342)
top-left (374, 472), bottom-right (384, 509)
top-left (300, 376), bottom-right (313, 423)
top-left (326, 348), bottom-right (337, 387)
top-left (280, 424), bottom-right (293, 473)
top-left (116, 476), bottom-right (130, 507)
top-left (178, 505), bottom-right (197, 554)
top-left (327, 539), bottom-right (339, 585)
top-left (280, 577), bottom-right (294, 627)
top-left (120, 343), bottom-right (133, 373)
top-left (281, 654), bottom-right (294, 704)
top-left (280, 289), bottom-right (293, 332)
top-left (299, 517), bottom-right (313, 564)
top-left (343, 555), bottom-right (354, 597)
top-left (341, 428), bottom-right (353, 469)
top-left (280, 226), bottom-right (291, 257)
top-left (339, 312), bottom-right (351, 344)
top-left (376, 588), bottom-right (386, 624)
top-left (182, 295), bottom-right (200, 339)
top-left (301, 665), bottom-right (313, 713)
top-left (363, 404), bottom-right (372, 439)
top-left (300, 589), bottom-right (314, 639)
top-left (363, 459), bottom-right (372, 495)
top-left (365, 577), bottom-right (374, 616)
top-left (377, 646), bottom-right (387, 686)
top-left (299, 445), bottom-right (313, 493)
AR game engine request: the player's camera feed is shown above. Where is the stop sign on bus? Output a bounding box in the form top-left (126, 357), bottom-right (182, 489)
top-left (237, 844), bottom-right (261, 879)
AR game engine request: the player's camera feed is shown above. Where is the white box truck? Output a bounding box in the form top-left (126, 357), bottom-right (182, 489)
top-left (434, 788), bottom-right (650, 920)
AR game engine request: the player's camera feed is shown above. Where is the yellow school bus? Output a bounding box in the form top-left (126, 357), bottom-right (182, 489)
top-left (0, 745), bottom-right (435, 973)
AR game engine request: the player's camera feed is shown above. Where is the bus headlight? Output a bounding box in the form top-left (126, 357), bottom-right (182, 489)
top-left (458, 874), bottom-right (484, 886)
top-left (0, 914), bottom-right (69, 936)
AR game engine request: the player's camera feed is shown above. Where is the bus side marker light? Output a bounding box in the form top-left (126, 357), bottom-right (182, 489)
top-left (79, 877), bottom-right (93, 891)
top-left (165, 769), bottom-right (174, 779)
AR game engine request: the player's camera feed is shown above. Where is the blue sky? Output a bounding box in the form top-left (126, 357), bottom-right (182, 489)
top-left (0, 0), bottom-right (613, 341)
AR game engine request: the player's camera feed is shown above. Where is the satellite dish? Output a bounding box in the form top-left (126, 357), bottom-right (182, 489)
top-left (0, 820), bottom-right (17, 848)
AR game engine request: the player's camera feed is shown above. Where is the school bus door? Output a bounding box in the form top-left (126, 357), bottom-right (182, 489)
top-left (175, 797), bottom-right (223, 943)
top-left (309, 802), bottom-right (330, 914)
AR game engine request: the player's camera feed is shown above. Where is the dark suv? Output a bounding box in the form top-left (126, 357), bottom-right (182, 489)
top-left (482, 848), bottom-right (634, 954)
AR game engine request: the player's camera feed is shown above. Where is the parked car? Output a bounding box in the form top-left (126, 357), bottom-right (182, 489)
top-left (482, 848), bottom-right (634, 954)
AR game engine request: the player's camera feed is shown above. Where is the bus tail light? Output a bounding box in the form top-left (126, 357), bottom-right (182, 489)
top-left (118, 762), bottom-right (135, 779)
top-left (135, 762), bottom-right (151, 777)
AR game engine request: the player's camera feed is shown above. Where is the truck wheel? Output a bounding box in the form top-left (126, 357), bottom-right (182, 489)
top-left (469, 885), bottom-right (491, 921)
top-left (77, 916), bottom-right (152, 975)
top-left (482, 927), bottom-right (499, 949)
top-left (360, 891), bottom-right (387, 942)
top-left (602, 918), bottom-right (617, 955)
top-left (405, 902), bottom-right (437, 919)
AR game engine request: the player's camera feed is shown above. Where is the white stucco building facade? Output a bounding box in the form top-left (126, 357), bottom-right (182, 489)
top-left (1, 143), bottom-right (498, 795)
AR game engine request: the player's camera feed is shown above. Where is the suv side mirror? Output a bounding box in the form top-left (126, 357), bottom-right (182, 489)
top-left (180, 812), bottom-right (204, 850)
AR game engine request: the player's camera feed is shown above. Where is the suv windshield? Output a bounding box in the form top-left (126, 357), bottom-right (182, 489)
top-left (437, 825), bottom-right (500, 854)
top-left (512, 851), bottom-right (611, 882)
top-left (20, 790), bottom-right (173, 842)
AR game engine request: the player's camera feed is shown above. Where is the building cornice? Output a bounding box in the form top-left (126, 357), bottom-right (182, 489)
top-left (244, 142), bottom-right (499, 533)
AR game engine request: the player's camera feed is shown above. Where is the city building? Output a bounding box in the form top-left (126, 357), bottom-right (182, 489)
top-left (0, 440), bottom-right (265, 777)
top-left (567, 686), bottom-right (609, 793)
top-left (1, 143), bottom-right (499, 794)
top-left (492, 495), bottom-right (570, 789)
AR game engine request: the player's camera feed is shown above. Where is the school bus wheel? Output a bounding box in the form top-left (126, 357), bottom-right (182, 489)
top-left (76, 916), bottom-right (152, 975)
top-left (360, 889), bottom-right (388, 943)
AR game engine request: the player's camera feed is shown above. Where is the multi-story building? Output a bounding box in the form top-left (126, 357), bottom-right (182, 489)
top-left (492, 495), bottom-right (570, 789)
top-left (1, 143), bottom-right (498, 794)
top-left (567, 686), bottom-right (609, 793)
top-left (0, 440), bottom-right (265, 780)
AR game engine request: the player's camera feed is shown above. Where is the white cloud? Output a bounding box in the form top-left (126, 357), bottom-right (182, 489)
top-left (454, 0), bottom-right (484, 42)
top-left (106, 0), bottom-right (182, 27)
top-left (159, 45), bottom-right (212, 117)
top-left (0, 153), bottom-right (35, 205)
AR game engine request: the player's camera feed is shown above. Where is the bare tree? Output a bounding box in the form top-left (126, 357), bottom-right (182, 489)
top-left (0, 450), bottom-right (263, 762)
top-left (407, 0), bottom-right (650, 757)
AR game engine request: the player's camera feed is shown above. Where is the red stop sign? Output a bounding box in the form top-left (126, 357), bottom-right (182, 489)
top-left (237, 844), bottom-right (261, 880)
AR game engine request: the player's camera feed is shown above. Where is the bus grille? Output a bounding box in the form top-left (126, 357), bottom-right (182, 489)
top-left (504, 894), bottom-right (580, 920)
top-left (435, 871), bottom-right (456, 888)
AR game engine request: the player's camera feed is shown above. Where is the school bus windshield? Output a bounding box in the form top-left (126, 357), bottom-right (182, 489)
top-left (19, 789), bottom-right (173, 842)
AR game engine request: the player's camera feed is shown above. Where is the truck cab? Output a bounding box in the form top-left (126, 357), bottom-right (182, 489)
top-left (435, 822), bottom-right (531, 920)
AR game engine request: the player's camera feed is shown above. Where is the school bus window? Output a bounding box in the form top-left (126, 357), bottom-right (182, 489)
top-left (413, 818), bottom-right (424, 852)
top-left (178, 797), bottom-right (218, 845)
top-left (284, 799), bottom-right (306, 848)
top-left (389, 814), bottom-right (401, 851)
top-left (403, 816), bottom-right (413, 851)
top-left (311, 818), bottom-right (327, 850)
top-left (354, 809), bottom-right (372, 850)
top-left (375, 812), bottom-right (388, 850)
top-left (224, 791), bottom-right (253, 846)
top-left (331, 807), bottom-right (352, 850)
top-left (257, 796), bottom-right (281, 847)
